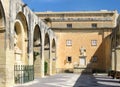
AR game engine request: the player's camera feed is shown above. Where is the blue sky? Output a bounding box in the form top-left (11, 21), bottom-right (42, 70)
top-left (23, 0), bottom-right (120, 13)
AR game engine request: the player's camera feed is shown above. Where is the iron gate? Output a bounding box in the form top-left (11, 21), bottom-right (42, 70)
top-left (14, 65), bottom-right (34, 84)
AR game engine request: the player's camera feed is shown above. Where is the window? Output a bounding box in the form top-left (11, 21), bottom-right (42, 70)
top-left (92, 23), bottom-right (97, 28)
top-left (67, 56), bottom-right (72, 63)
top-left (67, 24), bottom-right (72, 28)
top-left (91, 40), bottom-right (97, 46)
top-left (66, 40), bottom-right (72, 46)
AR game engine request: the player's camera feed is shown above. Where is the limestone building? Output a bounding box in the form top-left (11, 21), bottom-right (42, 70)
top-left (0, 0), bottom-right (120, 87)
top-left (36, 11), bottom-right (118, 73)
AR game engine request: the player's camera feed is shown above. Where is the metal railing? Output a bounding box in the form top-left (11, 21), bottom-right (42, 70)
top-left (14, 65), bottom-right (34, 84)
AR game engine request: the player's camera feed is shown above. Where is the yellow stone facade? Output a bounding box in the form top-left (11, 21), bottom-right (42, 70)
top-left (36, 11), bottom-right (118, 73)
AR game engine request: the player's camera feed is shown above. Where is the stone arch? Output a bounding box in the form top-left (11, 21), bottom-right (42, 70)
top-left (14, 20), bottom-right (23, 50)
top-left (33, 24), bottom-right (42, 77)
top-left (0, 1), bottom-right (6, 59)
top-left (16, 12), bottom-right (28, 41)
top-left (44, 32), bottom-right (50, 75)
top-left (0, 1), bottom-right (6, 87)
top-left (14, 12), bottom-right (29, 65)
top-left (51, 38), bottom-right (57, 74)
top-left (0, 1), bottom-right (6, 28)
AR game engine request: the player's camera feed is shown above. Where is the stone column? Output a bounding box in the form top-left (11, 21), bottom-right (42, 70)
top-left (49, 41), bottom-right (52, 75)
top-left (52, 52), bottom-right (56, 74)
top-left (116, 46), bottom-right (120, 71)
top-left (111, 49), bottom-right (115, 70)
top-left (41, 30), bottom-right (45, 77)
top-left (29, 30), bottom-right (33, 65)
top-left (29, 53), bottom-right (33, 65)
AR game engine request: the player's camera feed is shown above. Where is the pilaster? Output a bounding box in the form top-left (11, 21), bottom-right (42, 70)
top-left (41, 29), bottom-right (45, 77)
top-left (49, 37), bottom-right (52, 75)
top-left (116, 46), bottom-right (120, 71)
top-left (111, 49), bottom-right (115, 70)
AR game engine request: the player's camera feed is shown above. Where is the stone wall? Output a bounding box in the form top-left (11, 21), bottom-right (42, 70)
top-left (0, 0), bottom-right (57, 87)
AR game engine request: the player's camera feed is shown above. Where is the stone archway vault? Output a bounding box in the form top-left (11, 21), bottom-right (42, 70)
top-left (33, 24), bottom-right (42, 78)
top-left (14, 12), bottom-right (29, 65)
top-left (44, 33), bottom-right (50, 75)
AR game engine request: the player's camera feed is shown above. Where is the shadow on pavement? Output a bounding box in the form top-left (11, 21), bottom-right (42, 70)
top-left (73, 72), bottom-right (120, 87)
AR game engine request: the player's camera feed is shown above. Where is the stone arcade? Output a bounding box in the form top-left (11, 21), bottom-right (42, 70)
top-left (0, 0), bottom-right (120, 87)
top-left (0, 0), bottom-right (56, 87)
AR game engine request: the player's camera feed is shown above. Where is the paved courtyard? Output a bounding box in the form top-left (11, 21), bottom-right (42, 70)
top-left (15, 73), bottom-right (120, 87)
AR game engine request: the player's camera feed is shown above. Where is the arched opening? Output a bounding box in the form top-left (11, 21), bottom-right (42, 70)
top-left (33, 25), bottom-right (42, 77)
top-left (44, 33), bottom-right (50, 75)
top-left (0, 1), bottom-right (5, 54)
top-left (0, 1), bottom-right (5, 28)
top-left (0, 1), bottom-right (6, 60)
top-left (14, 20), bottom-right (24, 65)
top-left (14, 12), bottom-right (28, 65)
top-left (52, 39), bottom-right (56, 74)
top-left (0, 1), bottom-right (6, 87)
top-left (14, 12), bottom-right (35, 84)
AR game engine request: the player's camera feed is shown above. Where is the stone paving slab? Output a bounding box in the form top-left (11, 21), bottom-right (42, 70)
top-left (14, 73), bottom-right (120, 87)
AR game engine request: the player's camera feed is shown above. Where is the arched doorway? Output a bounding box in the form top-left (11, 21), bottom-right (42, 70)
top-left (52, 39), bottom-right (56, 74)
top-left (33, 25), bottom-right (42, 77)
top-left (44, 33), bottom-right (50, 75)
top-left (14, 12), bottom-right (28, 65)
